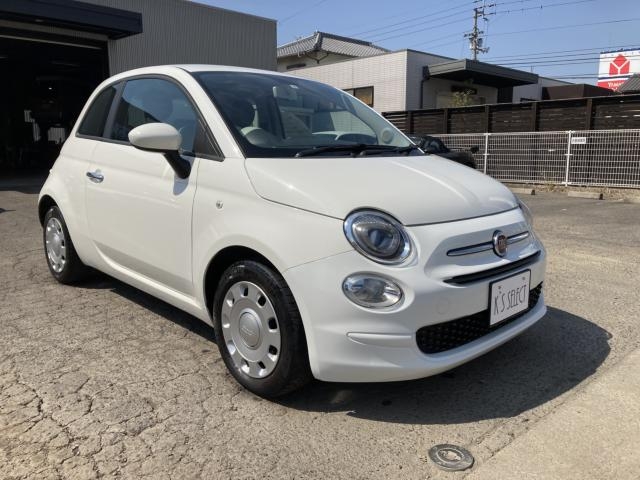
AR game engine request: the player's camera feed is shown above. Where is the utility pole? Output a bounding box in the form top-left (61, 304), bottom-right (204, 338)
top-left (465, 1), bottom-right (495, 60)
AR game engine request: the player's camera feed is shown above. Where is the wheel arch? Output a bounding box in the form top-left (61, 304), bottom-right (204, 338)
top-left (38, 195), bottom-right (58, 226)
top-left (203, 245), bottom-right (280, 320)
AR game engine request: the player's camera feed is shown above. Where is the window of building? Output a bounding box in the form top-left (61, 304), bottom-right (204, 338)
top-left (343, 86), bottom-right (374, 107)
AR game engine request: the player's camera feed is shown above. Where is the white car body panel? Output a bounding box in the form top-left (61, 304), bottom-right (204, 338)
top-left (245, 155), bottom-right (517, 225)
top-left (284, 208), bottom-right (546, 381)
top-left (39, 64), bottom-right (547, 384)
top-left (86, 142), bottom-right (197, 295)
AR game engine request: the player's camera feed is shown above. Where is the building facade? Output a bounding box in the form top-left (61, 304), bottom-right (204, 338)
top-left (287, 48), bottom-right (542, 113)
top-left (0, 0), bottom-right (276, 174)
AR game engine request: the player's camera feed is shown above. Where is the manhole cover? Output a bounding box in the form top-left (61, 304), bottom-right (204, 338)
top-left (428, 444), bottom-right (474, 472)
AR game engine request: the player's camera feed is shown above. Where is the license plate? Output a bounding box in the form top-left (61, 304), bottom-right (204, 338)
top-left (489, 270), bottom-right (531, 326)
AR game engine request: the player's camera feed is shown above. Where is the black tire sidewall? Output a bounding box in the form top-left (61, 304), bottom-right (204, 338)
top-left (43, 206), bottom-right (85, 284)
top-left (212, 260), bottom-right (310, 397)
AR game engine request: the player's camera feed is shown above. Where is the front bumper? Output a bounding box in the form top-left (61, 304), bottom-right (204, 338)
top-left (283, 207), bottom-right (547, 383)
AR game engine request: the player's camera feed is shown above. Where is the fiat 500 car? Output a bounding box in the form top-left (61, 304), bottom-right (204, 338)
top-left (39, 65), bottom-right (546, 397)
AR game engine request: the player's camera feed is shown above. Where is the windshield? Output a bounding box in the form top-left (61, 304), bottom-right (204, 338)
top-left (193, 71), bottom-right (419, 158)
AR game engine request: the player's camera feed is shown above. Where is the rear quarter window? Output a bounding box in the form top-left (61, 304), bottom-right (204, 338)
top-left (77, 85), bottom-right (117, 137)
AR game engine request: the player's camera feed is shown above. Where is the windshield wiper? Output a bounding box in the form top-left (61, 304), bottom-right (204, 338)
top-left (361, 145), bottom-right (422, 156)
top-left (294, 144), bottom-right (397, 158)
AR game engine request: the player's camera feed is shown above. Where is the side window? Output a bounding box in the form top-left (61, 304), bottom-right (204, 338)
top-left (111, 78), bottom-right (215, 156)
top-left (77, 85), bottom-right (117, 137)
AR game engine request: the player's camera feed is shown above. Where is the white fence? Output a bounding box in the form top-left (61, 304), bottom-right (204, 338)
top-left (439, 129), bottom-right (640, 188)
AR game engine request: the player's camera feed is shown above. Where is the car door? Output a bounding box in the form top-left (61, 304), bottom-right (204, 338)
top-left (85, 76), bottom-right (214, 296)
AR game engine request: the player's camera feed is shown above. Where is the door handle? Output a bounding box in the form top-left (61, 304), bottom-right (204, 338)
top-left (86, 171), bottom-right (104, 183)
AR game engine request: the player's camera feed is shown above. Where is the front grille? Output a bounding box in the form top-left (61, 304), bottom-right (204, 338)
top-left (416, 283), bottom-right (543, 354)
top-left (444, 251), bottom-right (541, 285)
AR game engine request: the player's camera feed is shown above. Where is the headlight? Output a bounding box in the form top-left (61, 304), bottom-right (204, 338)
top-left (518, 200), bottom-right (534, 228)
top-left (343, 210), bottom-right (412, 264)
top-left (343, 274), bottom-right (403, 308)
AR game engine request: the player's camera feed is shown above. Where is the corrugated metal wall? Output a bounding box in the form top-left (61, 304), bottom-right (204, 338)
top-left (80, 0), bottom-right (276, 73)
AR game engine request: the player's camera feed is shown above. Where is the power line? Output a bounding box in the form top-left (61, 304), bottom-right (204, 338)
top-left (494, 0), bottom-right (596, 15)
top-left (406, 33), bottom-right (638, 62)
top-left (369, 17), bottom-right (471, 42)
top-left (347, 1), bottom-right (474, 39)
top-left (410, 31), bottom-right (471, 49)
top-left (462, 0), bottom-right (594, 59)
top-left (488, 17), bottom-right (640, 37)
top-left (498, 54), bottom-right (640, 66)
top-left (428, 37), bottom-right (470, 51)
top-left (484, 45), bottom-right (640, 61)
top-left (343, 1), bottom-right (472, 37)
top-left (356, 0), bottom-right (605, 53)
top-left (279, 0), bottom-right (330, 24)
top-left (349, 1), bottom-right (530, 44)
top-left (363, 8), bottom-right (471, 41)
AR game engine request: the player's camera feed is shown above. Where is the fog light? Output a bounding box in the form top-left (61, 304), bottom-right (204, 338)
top-left (342, 274), bottom-right (403, 308)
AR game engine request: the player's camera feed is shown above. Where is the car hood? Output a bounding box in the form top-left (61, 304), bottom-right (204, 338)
top-left (244, 155), bottom-right (517, 225)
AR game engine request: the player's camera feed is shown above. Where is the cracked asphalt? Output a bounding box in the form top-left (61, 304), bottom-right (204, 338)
top-left (1, 184), bottom-right (639, 479)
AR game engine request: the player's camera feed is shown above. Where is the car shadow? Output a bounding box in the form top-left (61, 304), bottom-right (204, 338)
top-left (81, 273), bottom-right (216, 343)
top-left (79, 273), bottom-right (610, 423)
top-left (278, 307), bottom-right (611, 424)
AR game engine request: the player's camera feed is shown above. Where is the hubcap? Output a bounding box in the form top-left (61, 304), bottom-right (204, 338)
top-left (238, 311), bottom-right (261, 348)
top-left (45, 217), bottom-right (66, 273)
top-left (221, 281), bottom-right (281, 379)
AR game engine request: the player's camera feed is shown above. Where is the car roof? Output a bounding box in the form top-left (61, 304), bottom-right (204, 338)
top-left (103, 64), bottom-right (310, 86)
top-left (174, 64), bottom-right (279, 74)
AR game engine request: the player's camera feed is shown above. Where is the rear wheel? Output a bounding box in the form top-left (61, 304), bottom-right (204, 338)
top-left (212, 260), bottom-right (311, 397)
top-left (43, 206), bottom-right (89, 284)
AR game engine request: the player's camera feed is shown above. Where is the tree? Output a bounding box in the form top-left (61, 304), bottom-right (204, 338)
top-left (451, 89), bottom-right (476, 107)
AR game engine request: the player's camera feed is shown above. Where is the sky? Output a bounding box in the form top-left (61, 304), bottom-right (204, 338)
top-left (196, 0), bottom-right (640, 84)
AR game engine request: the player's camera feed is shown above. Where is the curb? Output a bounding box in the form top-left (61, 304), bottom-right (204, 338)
top-left (567, 191), bottom-right (603, 200)
top-left (510, 188), bottom-right (536, 195)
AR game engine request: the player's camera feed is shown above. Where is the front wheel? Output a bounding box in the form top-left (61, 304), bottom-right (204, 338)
top-left (212, 260), bottom-right (311, 397)
top-left (43, 206), bottom-right (89, 284)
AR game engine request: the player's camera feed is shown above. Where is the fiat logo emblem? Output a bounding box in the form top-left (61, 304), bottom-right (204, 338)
top-left (492, 230), bottom-right (508, 257)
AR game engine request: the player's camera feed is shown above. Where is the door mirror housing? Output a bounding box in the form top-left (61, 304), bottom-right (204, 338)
top-left (128, 123), bottom-right (191, 179)
top-left (129, 122), bottom-right (181, 151)
top-left (470, 145), bottom-right (480, 154)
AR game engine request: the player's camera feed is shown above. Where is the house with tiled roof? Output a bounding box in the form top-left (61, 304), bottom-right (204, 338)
top-left (277, 31), bottom-right (388, 72)
top-left (618, 74), bottom-right (640, 94)
top-left (278, 31), bottom-right (569, 114)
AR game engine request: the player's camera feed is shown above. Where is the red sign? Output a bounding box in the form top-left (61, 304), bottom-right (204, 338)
top-left (597, 78), bottom-right (627, 90)
top-left (609, 54), bottom-right (630, 76)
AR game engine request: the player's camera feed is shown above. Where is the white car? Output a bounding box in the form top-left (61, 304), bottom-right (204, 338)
top-left (39, 65), bottom-right (546, 397)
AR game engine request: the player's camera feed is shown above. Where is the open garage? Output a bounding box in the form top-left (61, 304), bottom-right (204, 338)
top-left (0, 0), bottom-right (276, 177)
top-left (0, 36), bottom-right (107, 174)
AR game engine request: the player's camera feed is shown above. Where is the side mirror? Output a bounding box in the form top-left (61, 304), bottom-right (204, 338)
top-left (470, 145), bottom-right (480, 154)
top-left (128, 123), bottom-right (191, 179)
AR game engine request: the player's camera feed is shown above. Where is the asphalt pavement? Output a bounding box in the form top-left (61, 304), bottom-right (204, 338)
top-left (1, 183), bottom-right (639, 479)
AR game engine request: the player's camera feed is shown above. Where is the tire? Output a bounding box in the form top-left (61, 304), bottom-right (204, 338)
top-left (212, 260), bottom-right (311, 397)
top-left (43, 206), bottom-right (89, 284)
